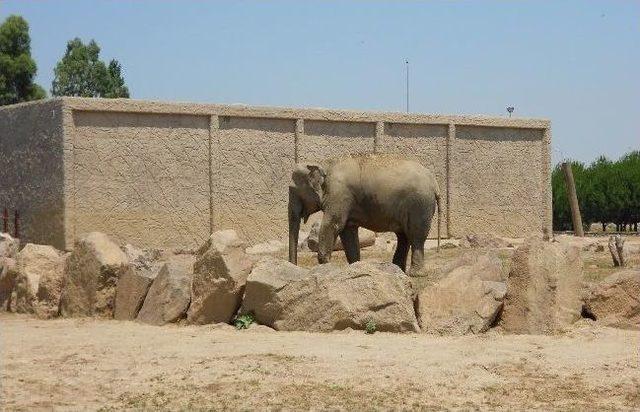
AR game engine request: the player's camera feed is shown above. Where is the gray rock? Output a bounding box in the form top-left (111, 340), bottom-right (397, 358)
top-left (114, 264), bottom-right (160, 320)
top-left (137, 255), bottom-right (195, 325)
top-left (241, 258), bottom-right (418, 332)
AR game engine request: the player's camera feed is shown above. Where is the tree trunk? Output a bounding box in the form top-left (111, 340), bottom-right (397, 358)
top-left (602, 222), bottom-right (606, 232)
top-left (561, 162), bottom-right (584, 237)
top-left (608, 235), bottom-right (625, 267)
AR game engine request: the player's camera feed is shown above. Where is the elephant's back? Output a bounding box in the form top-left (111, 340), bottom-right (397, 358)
top-left (359, 156), bottom-right (438, 194)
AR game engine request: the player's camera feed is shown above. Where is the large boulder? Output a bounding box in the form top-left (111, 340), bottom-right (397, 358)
top-left (241, 259), bottom-right (419, 332)
top-left (187, 231), bottom-right (255, 325)
top-left (500, 239), bottom-right (583, 334)
top-left (0, 233), bottom-right (19, 258)
top-left (137, 255), bottom-right (195, 325)
top-left (114, 264), bottom-right (161, 320)
top-left (417, 253), bottom-right (506, 335)
top-left (583, 269), bottom-right (639, 330)
top-left (0, 258), bottom-right (18, 311)
top-left (59, 232), bottom-right (130, 317)
top-left (14, 244), bottom-right (64, 318)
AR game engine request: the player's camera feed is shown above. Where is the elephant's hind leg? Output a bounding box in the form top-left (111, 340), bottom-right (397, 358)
top-left (393, 232), bottom-right (410, 272)
top-left (408, 238), bottom-right (426, 276)
top-left (340, 226), bottom-right (360, 264)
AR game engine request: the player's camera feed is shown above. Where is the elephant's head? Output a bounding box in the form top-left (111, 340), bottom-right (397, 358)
top-left (288, 163), bottom-right (326, 264)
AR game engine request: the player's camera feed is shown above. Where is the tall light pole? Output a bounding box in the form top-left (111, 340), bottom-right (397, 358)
top-left (405, 59), bottom-right (409, 113)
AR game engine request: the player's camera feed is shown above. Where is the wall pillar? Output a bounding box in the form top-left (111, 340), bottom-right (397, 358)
top-left (374, 121), bottom-right (384, 154)
top-left (209, 115), bottom-right (220, 234)
top-left (295, 119), bottom-right (304, 163)
top-left (446, 123), bottom-right (455, 237)
top-left (542, 127), bottom-right (553, 237)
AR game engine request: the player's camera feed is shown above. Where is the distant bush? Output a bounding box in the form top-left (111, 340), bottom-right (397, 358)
top-left (552, 151), bottom-right (640, 232)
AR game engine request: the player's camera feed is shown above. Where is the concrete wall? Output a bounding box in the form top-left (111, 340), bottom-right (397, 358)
top-left (0, 100), bottom-right (66, 249)
top-left (0, 98), bottom-right (551, 249)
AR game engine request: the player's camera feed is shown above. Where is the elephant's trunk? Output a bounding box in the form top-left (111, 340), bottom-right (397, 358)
top-left (288, 187), bottom-right (303, 264)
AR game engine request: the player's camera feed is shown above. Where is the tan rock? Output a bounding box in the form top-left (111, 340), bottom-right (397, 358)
top-left (0, 233), bottom-right (19, 258)
top-left (307, 222), bottom-right (376, 252)
top-left (0, 257), bottom-right (18, 311)
top-left (417, 253), bottom-right (506, 335)
top-left (500, 239), bottom-right (583, 334)
top-left (246, 240), bottom-right (285, 255)
top-left (584, 269), bottom-right (639, 330)
top-left (187, 233), bottom-right (255, 325)
top-left (460, 233), bottom-right (511, 249)
top-left (14, 244), bottom-right (64, 318)
top-left (241, 258), bottom-right (418, 332)
top-left (196, 229), bottom-right (245, 256)
top-left (59, 232), bottom-right (130, 317)
top-left (137, 255), bottom-right (195, 326)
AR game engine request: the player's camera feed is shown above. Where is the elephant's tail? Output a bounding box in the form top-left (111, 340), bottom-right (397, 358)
top-left (436, 192), bottom-right (441, 253)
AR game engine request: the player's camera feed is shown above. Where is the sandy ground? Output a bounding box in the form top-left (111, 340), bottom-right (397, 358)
top-left (1, 314), bottom-right (639, 411)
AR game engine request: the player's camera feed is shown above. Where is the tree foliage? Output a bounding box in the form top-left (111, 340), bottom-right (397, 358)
top-left (552, 151), bottom-right (640, 232)
top-left (0, 15), bottom-right (46, 105)
top-left (51, 38), bottom-right (129, 98)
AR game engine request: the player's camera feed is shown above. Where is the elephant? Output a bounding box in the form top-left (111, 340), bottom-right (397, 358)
top-left (288, 154), bottom-right (441, 274)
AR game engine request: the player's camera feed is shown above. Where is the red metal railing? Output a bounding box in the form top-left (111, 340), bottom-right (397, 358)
top-left (1, 208), bottom-right (19, 238)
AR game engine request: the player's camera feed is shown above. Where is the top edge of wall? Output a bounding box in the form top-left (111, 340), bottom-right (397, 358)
top-left (0, 97), bottom-right (551, 129)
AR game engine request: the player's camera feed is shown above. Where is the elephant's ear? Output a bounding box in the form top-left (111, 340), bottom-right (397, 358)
top-left (291, 165), bottom-right (309, 187)
top-left (306, 165), bottom-right (325, 192)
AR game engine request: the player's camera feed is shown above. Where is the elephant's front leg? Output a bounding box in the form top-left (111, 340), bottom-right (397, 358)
top-left (317, 216), bottom-right (343, 264)
top-left (339, 226), bottom-right (360, 263)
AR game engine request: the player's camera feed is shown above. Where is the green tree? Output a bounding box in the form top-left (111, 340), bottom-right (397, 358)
top-left (0, 15), bottom-right (46, 105)
top-left (51, 38), bottom-right (129, 98)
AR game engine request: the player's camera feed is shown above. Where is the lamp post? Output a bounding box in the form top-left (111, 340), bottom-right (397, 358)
top-left (405, 59), bottom-right (409, 113)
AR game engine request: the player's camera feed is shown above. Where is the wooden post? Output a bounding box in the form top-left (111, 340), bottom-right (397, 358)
top-left (562, 162), bottom-right (584, 237)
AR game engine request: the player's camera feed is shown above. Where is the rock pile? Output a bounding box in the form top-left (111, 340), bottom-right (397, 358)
top-left (3, 229), bottom-right (637, 336)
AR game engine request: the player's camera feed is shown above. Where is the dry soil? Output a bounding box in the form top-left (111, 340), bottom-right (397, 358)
top-left (1, 314), bottom-right (639, 411)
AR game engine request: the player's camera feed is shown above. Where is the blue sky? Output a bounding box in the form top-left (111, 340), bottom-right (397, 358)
top-left (2, 0), bottom-right (638, 163)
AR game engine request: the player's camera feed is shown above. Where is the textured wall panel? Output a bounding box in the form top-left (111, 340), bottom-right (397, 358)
top-left (298, 120), bottom-right (375, 163)
top-left (71, 111), bottom-right (210, 249)
top-left (0, 100), bottom-right (65, 249)
top-left (214, 116), bottom-right (296, 243)
top-left (378, 123), bottom-right (449, 238)
top-left (450, 126), bottom-right (544, 237)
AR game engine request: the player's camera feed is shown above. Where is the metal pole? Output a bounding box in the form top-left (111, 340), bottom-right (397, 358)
top-left (14, 210), bottom-right (19, 239)
top-left (405, 59), bottom-right (409, 113)
top-left (561, 162), bottom-right (584, 237)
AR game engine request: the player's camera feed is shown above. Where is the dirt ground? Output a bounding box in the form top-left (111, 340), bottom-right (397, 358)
top-left (1, 314), bottom-right (639, 411)
top-left (2, 234), bottom-right (639, 411)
